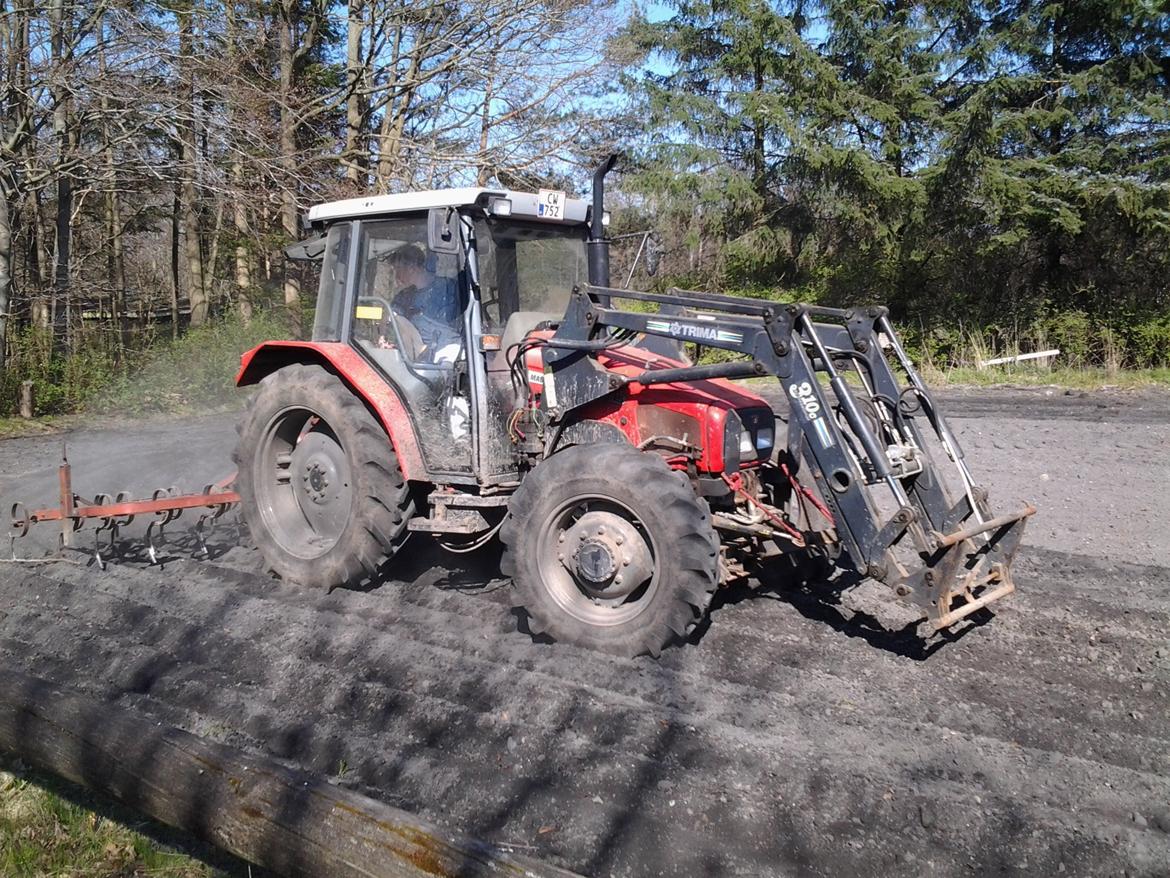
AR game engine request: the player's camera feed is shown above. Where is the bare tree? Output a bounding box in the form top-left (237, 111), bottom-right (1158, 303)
top-left (177, 1), bottom-right (208, 326)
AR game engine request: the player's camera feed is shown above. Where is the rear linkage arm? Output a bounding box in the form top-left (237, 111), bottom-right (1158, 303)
top-left (538, 284), bottom-right (1035, 631)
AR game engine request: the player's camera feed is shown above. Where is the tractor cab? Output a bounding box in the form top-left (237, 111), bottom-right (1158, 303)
top-left (300, 187), bottom-right (595, 483)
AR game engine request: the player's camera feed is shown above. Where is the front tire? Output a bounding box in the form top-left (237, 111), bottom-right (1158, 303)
top-left (501, 444), bottom-right (719, 657)
top-left (234, 363), bottom-right (414, 588)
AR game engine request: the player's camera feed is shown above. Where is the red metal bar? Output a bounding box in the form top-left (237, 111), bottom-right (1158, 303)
top-left (58, 459), bottom-right (74, 547)
top-left (26, 491), bottom-right (241, 525)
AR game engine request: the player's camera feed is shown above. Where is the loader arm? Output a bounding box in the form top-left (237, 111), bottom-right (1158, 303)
top-left (539, 284), bottom-right (1035, 630)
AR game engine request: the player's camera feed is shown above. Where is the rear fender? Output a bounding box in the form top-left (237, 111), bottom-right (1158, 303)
top-left (237, 341), bottom-right (425, 481)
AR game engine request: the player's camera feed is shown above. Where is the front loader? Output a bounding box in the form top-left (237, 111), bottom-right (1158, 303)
top-left (10, 161), bottom-right (1034, 658)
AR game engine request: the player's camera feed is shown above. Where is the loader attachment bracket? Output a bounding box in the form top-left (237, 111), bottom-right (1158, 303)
top-left (892, 503), bottom-right (1034, 629)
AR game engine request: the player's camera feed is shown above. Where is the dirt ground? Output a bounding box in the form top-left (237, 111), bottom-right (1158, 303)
top-left (1, 386), bottom-right (1169, 877)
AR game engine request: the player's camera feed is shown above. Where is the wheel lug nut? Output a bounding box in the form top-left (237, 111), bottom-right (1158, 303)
top-left (614, 574), bottom-right (623, 585)
top-left (623, 557), bottom-right (631, 566)
top-left (558, 533), bottom-right (565, 543)
top-left (615, 536), bottom-right (624, 545)
top-left (597, 526), bottom-right (605, 535)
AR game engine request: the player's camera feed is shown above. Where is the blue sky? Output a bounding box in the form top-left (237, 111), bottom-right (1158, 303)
top-left (626, 1), bottom-right (675, 24)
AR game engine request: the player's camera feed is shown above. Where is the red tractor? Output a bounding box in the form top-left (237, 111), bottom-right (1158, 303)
top-left (232, 159), bottom-right (1033, 657)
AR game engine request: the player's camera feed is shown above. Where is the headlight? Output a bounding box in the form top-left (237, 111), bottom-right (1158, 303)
top-left (755, 426), bottom-right (774, 453)
top-left (739, 430), bottom-right (755, 456)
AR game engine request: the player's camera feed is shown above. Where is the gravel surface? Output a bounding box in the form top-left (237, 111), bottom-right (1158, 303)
top-left (1, 386), bottom-right (1169, 877)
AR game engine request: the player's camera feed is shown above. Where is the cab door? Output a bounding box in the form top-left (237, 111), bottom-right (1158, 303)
top-left (345, 215), bottom-right (474, 478)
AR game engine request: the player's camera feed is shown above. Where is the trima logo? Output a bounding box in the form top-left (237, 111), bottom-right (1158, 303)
top-left (646, 319), bottom-right (744, 345)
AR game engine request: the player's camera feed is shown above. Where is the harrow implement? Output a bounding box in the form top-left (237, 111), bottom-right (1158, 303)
top-left (9, 448), bottom-right (240, 566)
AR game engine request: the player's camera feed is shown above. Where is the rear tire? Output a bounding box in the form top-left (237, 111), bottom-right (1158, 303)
top-left (234, 363), bottom-right (414, 588)
top-left (501, 444), bottom-right (719, 657)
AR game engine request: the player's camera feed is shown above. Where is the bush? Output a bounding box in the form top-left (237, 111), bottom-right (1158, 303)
top-left (0, 309), bottom-right (290, 418)
top-left (94, 310), bottom-right (290, 415)
top-left (1128, 317), bottom-right (1170, 369)
top-left (0, 326), bottom-right (120, 416)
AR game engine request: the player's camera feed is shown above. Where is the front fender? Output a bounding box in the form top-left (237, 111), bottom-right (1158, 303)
top-left (237, 341), bottom-right (425, 482)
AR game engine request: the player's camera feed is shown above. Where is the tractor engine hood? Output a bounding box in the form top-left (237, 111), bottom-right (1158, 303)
top-left (522, 333), bottom-right (775, 473)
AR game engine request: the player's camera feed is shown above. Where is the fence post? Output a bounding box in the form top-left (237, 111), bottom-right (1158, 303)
top-left (19, 380), bottom-right (33, 418)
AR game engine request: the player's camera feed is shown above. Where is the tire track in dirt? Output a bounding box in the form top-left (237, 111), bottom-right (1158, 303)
top-left (3, 388), bottom-right (1170, 875)
top-left (4, 543), bottom-right (1169, 876)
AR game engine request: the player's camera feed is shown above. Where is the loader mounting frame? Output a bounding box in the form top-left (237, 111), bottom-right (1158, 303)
top-left (538, 284), bottom-right (1035, 630)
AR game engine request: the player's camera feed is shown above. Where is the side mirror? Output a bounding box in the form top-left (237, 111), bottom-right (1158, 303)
top-left (428, 207), bottom-right (459, 254)
top-left (284, 235), bottom-right (327, 261)
top-left (645, 232), bottom-right (664, 276)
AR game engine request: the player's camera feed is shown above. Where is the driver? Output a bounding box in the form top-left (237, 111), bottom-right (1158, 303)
top-left (388, 244), bottom-right (462, 363)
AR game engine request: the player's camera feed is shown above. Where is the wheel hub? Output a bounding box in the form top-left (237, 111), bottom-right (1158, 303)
top-left (576, 540), bottom-right (616, 583)
top-left (286, 429), bottom-right (352, 541)
top-left (559, 511), bottom-right (654, 606)
top-left (302, 456), bottom-right (336, 503)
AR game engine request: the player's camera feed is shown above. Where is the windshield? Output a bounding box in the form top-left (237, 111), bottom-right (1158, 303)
top-left (475, 218), bottom-right (586, 327)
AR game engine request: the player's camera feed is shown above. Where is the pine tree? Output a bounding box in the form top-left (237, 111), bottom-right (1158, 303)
top-left (924, 0), bottom-right (1170, 323)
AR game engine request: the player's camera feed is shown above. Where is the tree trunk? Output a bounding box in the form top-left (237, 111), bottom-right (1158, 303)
top-left (343, 0), bottom-right (367, 185)
top-left (279, 0), bottom-right (302, 336)
top-left (225, 1), bottom-right (252, 324)
top-left (750, 58), bottom-right (766, 202)
top-left (49, 0), bottom-right (71, 353)
top-left (178, 4), bottom-right (207, 327)
top-left (170, 180), bottom-right (181, 339)
top-left (0, 666), bottom-right (580, 878)
top-left (98, 12), bottom-right (126, 361)
top-left (0, 183), bottom-right (10, 364)
top-left (28, 189), bottom-right (49, 328)
top-left (476, 60), bottom-right (496, 186)
top-left (375, 21), bottom-right (417, 193)
top-left (205, 195), bottom-right (224, 308)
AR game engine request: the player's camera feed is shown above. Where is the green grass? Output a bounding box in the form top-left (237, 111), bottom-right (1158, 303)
top-left (0, 415), bottom-right (72, 439)
top-left (0, 758), bottom-right (229, 878)
top-left (921, 364), bottom-right (1170, 390)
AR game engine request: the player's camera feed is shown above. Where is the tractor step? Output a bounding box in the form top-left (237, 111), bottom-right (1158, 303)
top-left (407, 491), bottom-right (508, 535)
top-left (408, 510), bottom-right (489, 534)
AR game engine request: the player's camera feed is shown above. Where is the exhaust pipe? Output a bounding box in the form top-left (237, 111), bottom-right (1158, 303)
top-left (588, 154), bottom-right (618, 291)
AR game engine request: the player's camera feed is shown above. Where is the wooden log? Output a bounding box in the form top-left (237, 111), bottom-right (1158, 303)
top-left (19, 379), bottom-right (33, 418)
top-left (0, 667), bottom-right (579, 878)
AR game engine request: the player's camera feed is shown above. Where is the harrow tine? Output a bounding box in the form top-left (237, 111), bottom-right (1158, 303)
top-left (10, 502), bottom-right (29, 542)
top-left (193, 517), bottom-right (209, 560)
top-left (92, 494), bottom-right (114, 533)
top-left (146, 520), bottom-right (163, 565)
top-left (113, 491), bottom-right (134, 527)
top-left (89, 532), bottom-right (106, 571)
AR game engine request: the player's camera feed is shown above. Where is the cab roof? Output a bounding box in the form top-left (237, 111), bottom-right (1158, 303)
top-left (306, 187), bottom-right (590, 225)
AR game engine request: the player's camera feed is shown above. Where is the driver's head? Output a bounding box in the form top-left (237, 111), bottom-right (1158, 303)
top-left (389, 244), bottom-right (430, 291)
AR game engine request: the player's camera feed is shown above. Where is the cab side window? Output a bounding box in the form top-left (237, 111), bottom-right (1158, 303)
top-left (353, 218), bottom-right (463, 366)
